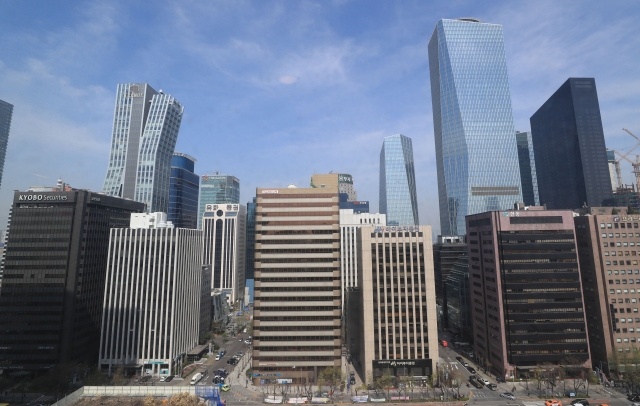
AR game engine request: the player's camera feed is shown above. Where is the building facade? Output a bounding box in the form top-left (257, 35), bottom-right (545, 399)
top-left (252, 187), bottom-right (341, 385)
top-left (530, 78), bottom-right (613, 210)
top-left (466, 207), bottom-right (591, 379)
top-left (339, 209), bottom-right (386, 313)
top-left (245, 197), bottom-right (257, 303)
top-left (99, 220), bottom-right (202, 376)
top-left (311, 173), bottom-right (357, 201)
top-left (102, 83), bottom-right (184, 213)
top-left (168, 153), bottom-right (199, 229)
top-left (0, 190), bottom-right (144, 371)
top-left (348, 225), bottom-right (438, 380)
top-left (202, 203), bottom-right (246, 305)
top-left (429, 18), bottom-right (523, 236)
top-left (445, 255), bottom-right (471, 341)
top-left (433, 236), bottom-right (467, 311)
top-left (379, 134), bottom-right (419, 226)
top-left (198, 174), bottom-right (240, 229)
top-left (516, 131), bottom-right (540, 207)
top-left (0, 99), bottom-right (13, 191)
top-left (574, 207), bottom-right (640, 374)
top-left (339, 193), bottom-right (369, 214)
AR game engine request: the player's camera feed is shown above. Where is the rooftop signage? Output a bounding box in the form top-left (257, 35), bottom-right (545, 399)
top-left (261, 190), bottom-right (279, 194)
top-left (373, 226), bottom-right (420, 233)
top-left (18, 194), bottom-right (69, 202)
top-left (338, 174), bottom-right (353, 184)
top-left (205, 204), bottom-right (239, 212)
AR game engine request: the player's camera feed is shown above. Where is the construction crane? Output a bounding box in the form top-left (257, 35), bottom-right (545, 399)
top-left (614, 128), bottom-right (640, 192)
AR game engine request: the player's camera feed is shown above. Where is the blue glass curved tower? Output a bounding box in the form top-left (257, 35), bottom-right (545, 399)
top-left (428, 18), bottom-right (523, 235)
top-left (379, 134), bottom-right (419, 226)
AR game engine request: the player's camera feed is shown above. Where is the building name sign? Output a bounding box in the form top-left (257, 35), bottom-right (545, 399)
top-left (91, 197), bottom-right (101, 202)
top-left (129, 92), bottom-right (143, 98)
top-left (19, 194), bottom-right (69, 202)
top-left (373, 226), bottom-right (420, 233)
top-left (617, 216), bottom-right (640, 222)
top-left (338, 174), bottom-right (353, 184)
top-left (205, 204), bottom-right (239, 212)
top-left (261, 190), bottom-right (279, 194)
top-left (373, 358), bottom-right (431, 370)
top-left (502, 211), bottom-right (520, 217)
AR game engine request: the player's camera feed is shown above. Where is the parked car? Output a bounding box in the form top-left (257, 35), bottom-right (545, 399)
top-left (221, 384), bottom-right (230, 392)
top-left (236, 351), bottom-right (243, 357)
top-left (466, 366), bottom-right (476, 374)
top-left (487, 383), bottom-right (497, 390)
top-left (455, 356), bottom-right (463, 362)
top-left (165, 376), bottom-right (173, 382)
top-left (630, 394), bottom-right (640, 401)
top-left (478, 377), bottom-right (490, 386)
top-left (245, 339), bottom-right (252, 345)
top-left (544, 400), bottom-right (562, 406)
top-left (500, 392), bottom-right (516, 400)
top-left (215, 354), bottom-right (221, 361)
top-left (350, 377), bottom-right (356, 385)
top-left (227, 358), bottom-right (238, 365)
top-left (212, 375), bottom-right (225, 384)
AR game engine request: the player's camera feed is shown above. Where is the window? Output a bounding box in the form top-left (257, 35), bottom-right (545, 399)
top-left (601, 223), bottom-right (606, 228)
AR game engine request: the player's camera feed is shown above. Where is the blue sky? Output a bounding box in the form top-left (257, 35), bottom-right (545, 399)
top-left (0, 0), bottom-right (639, 234)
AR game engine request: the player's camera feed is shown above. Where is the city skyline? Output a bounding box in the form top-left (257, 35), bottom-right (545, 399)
top-left (0, 2), bottom-right (639, 234)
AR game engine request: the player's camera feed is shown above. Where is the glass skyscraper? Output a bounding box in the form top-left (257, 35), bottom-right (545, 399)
top-left (530, 78), bottom-right (613, 209)
top-left (516, 131), bottom-right (540, 206)
top-left (168, 153), bottom-right (199, 229)
top-left (102, 83), bottom-right (184, 213)
top-left (428, 18), bottom-right (523, 236)
top-left (197, 174), bottom-right (240, 229)
top-left (379, 134), bottom-right (419, 226)
top-left (0, 99), bottom-right (13, 191)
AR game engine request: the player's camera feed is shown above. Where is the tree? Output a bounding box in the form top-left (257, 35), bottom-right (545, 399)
top-left (319, 366), bottom-right (344, 399)
top-left (376, 371), bottom-right (394, 401)
top-left (449, 369), bottom-right (465, 399)
top-left (112, 366), bottom-right (125, 386)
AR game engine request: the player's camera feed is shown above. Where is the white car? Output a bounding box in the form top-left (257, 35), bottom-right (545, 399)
top-left (215, 354), bottom-right (221, 361)
top-left (500, 392), bottom-right (515, 400)
top-left (479, 377), bottom-right (490, 386)
top-left (160, 376), bottom-right (166, 382)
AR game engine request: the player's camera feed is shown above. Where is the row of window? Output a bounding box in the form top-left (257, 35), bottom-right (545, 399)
top-left (601, 223), bottom-right (639, 229)
top-left (601, 232), bottom-right (640, 238)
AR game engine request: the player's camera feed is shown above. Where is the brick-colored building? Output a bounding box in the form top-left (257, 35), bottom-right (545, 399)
top-left (466, 206), bottom-right (591, 379)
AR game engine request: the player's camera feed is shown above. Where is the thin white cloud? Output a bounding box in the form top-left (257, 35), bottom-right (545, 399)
top-left (279, 76), bottom-right (297, 85)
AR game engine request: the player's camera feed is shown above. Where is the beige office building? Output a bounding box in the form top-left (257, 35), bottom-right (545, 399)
top-left (310, 173), bottom-right (357, 201)
top-left (252, 186), bottom-right (341, 385)
top-left (575, 207), bottom-right (640, 376)
top-left (348, 225), bottom-right (439, 381)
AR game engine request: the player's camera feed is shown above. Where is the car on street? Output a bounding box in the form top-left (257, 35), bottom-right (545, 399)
top-left (216, 369), bottom-right (228, 377)
top-left (221, 384), bottom-right (230, 392)
top-left (486, 383), bottom-right (497, 390)
top-left (630, 395), bottom-right (640, 401)
top-left (570, 399), bottom-right (589, 406)
top-left (455, 356), bottom-right (463, 362)
top-left (350, 377), bottom-right (356, 385)
top-left (594, 404), bottom-right (609, 406)
top-left (544, 400), bottom-right (562, 406)
top-left (212, 375), bottom-right (225, 384)
top-left (227, 358), bottom-right (238, 365)
top-left (462, 361), bottom-right (469, 367)
top-left (245, 339), bottom-right (252, 345)
top-left (630, 403), bottom-right (640, 406)
top-left (500, 392), bottom-right (515, 400)
top-left (236, 351), bottom-right (243, 357)
top-left (478, 377), bottom-right (490, 386)
top-left (466, 366), bottom-right (476, 374)
top-left (165, 376), bottom-right (173, 382)
top-left (215, 354), bottom-right (221, 361)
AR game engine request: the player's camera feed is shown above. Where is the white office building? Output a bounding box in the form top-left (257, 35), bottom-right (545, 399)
top-left (99, 214), bottom-right (202, 376)
top-left (102, 83), bottom-right (184, 213)
top-left (339, 209), bottom-right (386, 310)
top-left (202, 203), bottom-right (246, 305)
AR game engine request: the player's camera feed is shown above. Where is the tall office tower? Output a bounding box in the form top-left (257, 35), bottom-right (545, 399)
top-left (198, 174), bottom-right (240, 229)
top-left (429, 18), bottom-right (523, 236)
top-left (346, 225), bottom-right (438, 380)
top-left (445, 255), bottom-right (471, 342)
top-left (102, 83), bottom-right (184, 213)
top-left (0, 190), bottom-right (144, 371)
top-left (530, 78), bottom-right (613, 209)
top-left (311, 173), bottom-right (357, 201)
top-left (574, 207), bottom-right (640, 373)
top-left (432, 236), bottom-right (466, 313)
top-left (200, 265), bottom-right (212, 336)
top-left (466, 206), bottom-right (591, 380)
top-left (0, 99), bottom-right (13, 190)
top-left (252, 187), bottom-right (341, 385)
top-left (245, 197), bottom-right (257, 304)
top-left (516, 131), bottom-right (540, 206)
top-left (607, 150), bottom-right (618, 192)
top-left (99, 214), bottom-right (202, 377)
top-left (202, 203), bottom-right (246, 305)
top-left (168, 153), bottom-right (199, 229)
top-left (339, 209), bottom-right (386, 313)
top-left (379, 134), bottom-right (419, 226)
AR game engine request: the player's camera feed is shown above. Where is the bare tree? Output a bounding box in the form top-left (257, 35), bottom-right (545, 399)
top-left (449, 369), bottom-right (465, 399)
